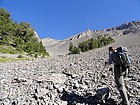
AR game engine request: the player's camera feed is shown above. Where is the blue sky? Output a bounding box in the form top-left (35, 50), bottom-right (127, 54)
top-left (0, 0), bottom-right (140, 40)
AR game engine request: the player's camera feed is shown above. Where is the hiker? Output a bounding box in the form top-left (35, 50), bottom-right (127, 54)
top-left (105, 46), bottom-right (130, 105)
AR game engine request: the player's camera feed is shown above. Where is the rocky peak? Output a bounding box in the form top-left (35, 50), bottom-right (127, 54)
top-left (41, 37), bottom-right (60, 47)
top-left (68, 29), bottom-right (94, 41)
top-left (34, 30), bottom-right (40, 41)
top-left (115, 20), bottom-right (140, 30)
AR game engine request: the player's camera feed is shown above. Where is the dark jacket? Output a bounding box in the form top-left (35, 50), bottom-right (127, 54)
top-left (108, 51), bottom-right (122, 65)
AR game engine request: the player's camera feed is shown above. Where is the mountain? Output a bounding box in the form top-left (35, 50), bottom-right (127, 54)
top-left (1, 8), bottom-right (140, 105)
top-left (0, 25), bottom-right (140, 104)
top-left (42, 20), bottom-right (140, 56)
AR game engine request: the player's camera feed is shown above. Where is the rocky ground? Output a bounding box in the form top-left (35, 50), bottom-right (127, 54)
top-left (0, 34), bottom-right (140, 105)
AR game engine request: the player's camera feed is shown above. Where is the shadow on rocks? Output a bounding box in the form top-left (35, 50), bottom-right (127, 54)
top-left (60, 90), bottom-right (117, 105)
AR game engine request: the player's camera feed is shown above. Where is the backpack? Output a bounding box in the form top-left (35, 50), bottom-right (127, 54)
top-left (116, 47), bottom-right (131, 71)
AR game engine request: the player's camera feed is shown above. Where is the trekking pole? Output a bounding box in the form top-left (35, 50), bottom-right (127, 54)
top-left (101, 64), bottom-right (107, 73)
top-left (96, 64), bottom-right (107, 87)
top-left (95, 64), bottom-right (111, 103)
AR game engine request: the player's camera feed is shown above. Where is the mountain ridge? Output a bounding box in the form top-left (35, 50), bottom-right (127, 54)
top-left (42, 20), bottom-right (140, 56)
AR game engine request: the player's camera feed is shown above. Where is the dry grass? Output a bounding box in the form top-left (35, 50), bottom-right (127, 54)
top-left (0, 57), bottom-right (32, 63)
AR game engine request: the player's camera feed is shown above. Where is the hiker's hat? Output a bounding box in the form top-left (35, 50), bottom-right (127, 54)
top-left (108, 47), bottom-right (115, 51)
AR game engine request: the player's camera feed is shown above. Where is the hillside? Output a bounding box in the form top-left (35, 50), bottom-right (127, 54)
top-left (0, 8), bottom-right (48, 58)
top-left (0, 32), bottom-right (140, 104)
top-left (42, 20), bottom-right (140, 56)
top-left (0, 17), bottom-right (140, 105)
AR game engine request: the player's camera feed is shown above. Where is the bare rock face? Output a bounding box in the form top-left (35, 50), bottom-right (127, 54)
top-left (115, 20), bottom-right (140, 30)
top-left (34, 30), bottom-right (40, 41)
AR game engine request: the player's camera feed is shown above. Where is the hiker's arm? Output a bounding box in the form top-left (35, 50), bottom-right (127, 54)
top-left (105, 54), bottom-right (113, 65)
top-left (108, 54), bottom-right (113, 65)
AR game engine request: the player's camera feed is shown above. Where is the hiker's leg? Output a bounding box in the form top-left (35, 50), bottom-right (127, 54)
top-left (114, 65), bottom-right (130, 105)
top-left (124, 67), bottom-right (129, 78)
top-left (115, 76), bottom-right (130, 105)
top-left (126, 64), bottom-right (130, 77)
top-left (126, 68), bottom-right (129, 77)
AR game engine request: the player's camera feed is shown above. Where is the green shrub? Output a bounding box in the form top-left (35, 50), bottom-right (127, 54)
top-left (34, 53), bottom-right (38, 58)
top-left (69, 42), bottom-right (74, 52)
top-left (69, 43), bottom-right (81, 54)
top-left (0, 8), bottom-right (49, 57)
top-left (0, 45), bottom-right (18, 54)
top-left (1, 56), bottom-right (6, 58)
top-left (71, 46), bottom-right (81, 54)
top-left (69, 35), bottom-right (115, 54)
top-left (42, 53), bottom-right (46, 58)
top-left (17, 54), bottom-right (23, 58)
